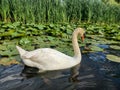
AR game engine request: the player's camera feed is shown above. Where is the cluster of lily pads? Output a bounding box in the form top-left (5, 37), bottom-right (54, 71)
top-left (0, 22), bottom-right (120, 40)
top-left (0, 22), bottom-right (120, 65)
top-left (0, 22), bottom-right (74, 39)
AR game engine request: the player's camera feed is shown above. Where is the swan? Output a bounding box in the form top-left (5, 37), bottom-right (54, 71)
top-left (16, 28), bottom-right (85, 72)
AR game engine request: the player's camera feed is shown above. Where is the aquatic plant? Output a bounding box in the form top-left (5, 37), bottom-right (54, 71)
top-left (0, 0), bottom-right (120, 23)
top-left (0, 22), bottom-right (120, 65)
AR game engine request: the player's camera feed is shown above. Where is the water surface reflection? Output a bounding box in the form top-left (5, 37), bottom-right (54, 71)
top-left (0, 53), bottom-right (120, 90)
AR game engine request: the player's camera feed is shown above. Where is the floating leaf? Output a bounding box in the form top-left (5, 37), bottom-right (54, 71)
top-left (106, 54), bottom-right (120, 63)
top-left (116, 35), bottom-right (120, 40)
top-left (0, 50), bottom-right (11, 56)
top-left (0, 28), bottom-right (5, 33)
top-left (11, 32), bottom-right (19, 37)
top-left (0, 58), bottom-right (10, 64)
top-left (47, 36), bottom-right (55, 41)
top-left (90, 45), bottom-right (104, 52)
top-left (13, 22), bottom-right (21, 27)
top-left (24, 45), bottom-right (34, 51)
top-left (49, 24), bottom-right (55, 28)
top-left (37, 25), bottom-right (45, 30)
top-left (110, 45), bottom-right (120, 50)
top-left (0, 57), bottom-right (20, 65)
top-left (19, 38), bottom-right (31, 45)
top-left (0, 45), bottom-right (7, 50)
top-left (66, 28), bottom-right (72, 34)
top-left (0, 49), bottom-right (18, 56)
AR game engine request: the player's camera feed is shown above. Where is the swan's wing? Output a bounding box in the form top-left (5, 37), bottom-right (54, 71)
top-left (22, 48), bottom-right (75, 69)
top-left (27, 48), bottom-right (73, 61)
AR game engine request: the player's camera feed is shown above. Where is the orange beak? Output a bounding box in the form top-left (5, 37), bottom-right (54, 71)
top-left (81, 35), bottom-right (84, 42)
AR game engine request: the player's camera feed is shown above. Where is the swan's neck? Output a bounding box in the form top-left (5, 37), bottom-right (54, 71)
top-left (72, 29), bottom-right (81, 58)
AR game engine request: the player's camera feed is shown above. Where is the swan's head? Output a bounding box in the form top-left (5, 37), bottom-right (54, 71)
top-left (74, 28), bottom-right (85, 42)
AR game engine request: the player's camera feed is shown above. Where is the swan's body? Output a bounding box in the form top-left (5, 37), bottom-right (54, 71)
top-left (16, 28), bottom-right (85, 72)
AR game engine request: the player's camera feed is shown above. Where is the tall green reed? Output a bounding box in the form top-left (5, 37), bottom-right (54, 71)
top-left (0, 0), bottom-right (119, 23)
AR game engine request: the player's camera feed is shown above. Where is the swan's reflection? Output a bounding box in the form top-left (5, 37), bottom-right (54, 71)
top-left (69, 64), bottom-right (80, 82)
top-left (21, 64), bottom-right (80, 83)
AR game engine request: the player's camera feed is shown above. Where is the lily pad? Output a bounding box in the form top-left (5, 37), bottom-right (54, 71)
top-left (0, 50), bottom-right (18, 56)
top-left (21, 45), bottom-right (35, 51)
top-left (0, 44), bottom-right (19, 56)
top-left (47, 36), bottom-right (55, 41)
top-left (90, 45), bottom-right (104, 52)
top-left (19, 37), bottom-right (31, 45)
top-left (106, 54), bottom-right (120, 63)
top-left (0, 45), bottom-right (7, 50)
top-left (110, 45), bottom-right (120, 50)
top-left (0, 57), bottom-right (20, 65)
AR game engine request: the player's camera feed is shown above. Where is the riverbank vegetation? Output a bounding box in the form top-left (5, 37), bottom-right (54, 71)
top-left (0, 0), bottom-right (120, 23)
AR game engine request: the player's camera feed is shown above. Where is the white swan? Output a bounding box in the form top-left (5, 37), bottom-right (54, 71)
top-left (16, 28), bottom-right (85, 72)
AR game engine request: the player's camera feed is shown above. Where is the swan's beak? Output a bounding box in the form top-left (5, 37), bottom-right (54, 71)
top-left (16, 46), bottom-right (27, 56)
top-left (81, 35), bottom-right (84, 42)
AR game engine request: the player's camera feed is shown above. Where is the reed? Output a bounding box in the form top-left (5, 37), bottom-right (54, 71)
top-left (0, 0), bottom-right (119, 23)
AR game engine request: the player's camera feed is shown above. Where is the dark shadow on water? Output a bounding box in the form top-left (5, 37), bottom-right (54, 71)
top-left (0, 52), bottom-right (120, 90)
top-left (105, 43), bottom-right (120, 57)
top-left (106, 48), bottom-right (120, 57)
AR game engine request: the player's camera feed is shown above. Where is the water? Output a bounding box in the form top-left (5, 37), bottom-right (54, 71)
top-left (0, 45), bottom-right (120, 90)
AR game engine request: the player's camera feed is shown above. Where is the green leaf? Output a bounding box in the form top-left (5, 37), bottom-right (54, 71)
top-left (110, 45), bottom-right (120, 50)
top-left (0, 50), bottom-right (11, 56)
top-left (36, 25), bottom-right (45, 30)
top-left (0, 57), bottom-right (20, 65)
top-left (90, 45), bottom-right (104, 52)
top-left (0, 29), bottom-right (5, 33)
top-left (49, 24), bottom-right (55, 28)
top-left (66, 29), bottom-right (72, 34)
top-left (19, 38), bottom-right (31, 45)
top-left (106, 54), bottom-right (120, 63)
top-left (47, 36), bottom-right (55, 41)
top-left (0, 45), bottom-right (7, 50)
top-left (11, 32), bottom-right (19, 37)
